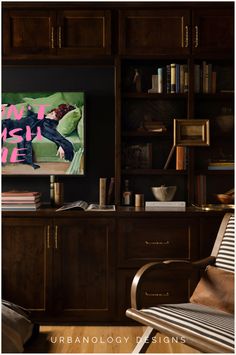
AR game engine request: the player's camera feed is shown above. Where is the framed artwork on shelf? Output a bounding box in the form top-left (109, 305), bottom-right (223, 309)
top-left (123, 143), bottom-right (152, 169)
top-left (174, 119), bottom-right (210, 146)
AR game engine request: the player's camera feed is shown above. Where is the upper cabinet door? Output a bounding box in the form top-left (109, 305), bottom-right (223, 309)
top-left (192, 8), bottom-right (234, 54)
top-left (119, 9), bottom-right (191, 55)
top-left (57, 10), bottom-right (111, 57)
top-left (3, 9), bottom-right (57, 58)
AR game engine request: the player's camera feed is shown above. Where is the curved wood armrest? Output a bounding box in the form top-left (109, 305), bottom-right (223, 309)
top-left (130, 256), bottom-right (216, 309)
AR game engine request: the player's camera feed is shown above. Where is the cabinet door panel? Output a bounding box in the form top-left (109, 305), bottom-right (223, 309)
top-left (3, 9), bottom-right (56, 57)
top-left (53, 218), bottom-right (115, 321)
top-left (118, 218), bottom-right (199, 267)
top-left (117, 269), bottom-right (197, 321)
top-left (57, 10), bottom-right (111, 56)
top-left (2, 218), bottom-right (52, 313)
top-left (192, 9), bottom-right (234, 53)
top-left (119, 10), bottom-right (190, 55)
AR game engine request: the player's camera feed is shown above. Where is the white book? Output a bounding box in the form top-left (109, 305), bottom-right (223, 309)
top-left (145, 201), bottom-right (186, 207)
top-left (145, 206), bottom-right (186, 211)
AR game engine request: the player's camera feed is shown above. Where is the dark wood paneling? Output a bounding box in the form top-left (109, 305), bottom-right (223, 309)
top-left (192, 8), bottom-right (234, 53)
top-left (119, 9), bottom-right (190, 55)
top-left (2, 218), bottom-right (52, 313)
top-left (118, 217), bottom-right (199, 267)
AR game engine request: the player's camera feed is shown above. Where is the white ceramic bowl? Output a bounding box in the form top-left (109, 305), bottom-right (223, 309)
top-left (152, 185), bottom-right (177, 201)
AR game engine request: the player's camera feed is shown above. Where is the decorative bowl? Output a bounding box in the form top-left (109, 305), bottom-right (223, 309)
top-left (152, 185), bottom-right (177, 201)
top-left (215, 193), bottom-right (234, 204)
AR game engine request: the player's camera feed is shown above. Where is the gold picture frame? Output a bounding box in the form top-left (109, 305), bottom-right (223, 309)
top-left (174, 119), bottom-right (210, 146)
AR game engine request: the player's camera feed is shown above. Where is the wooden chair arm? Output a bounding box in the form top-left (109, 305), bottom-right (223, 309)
top-left (131, 256), bottom-right (215, 309)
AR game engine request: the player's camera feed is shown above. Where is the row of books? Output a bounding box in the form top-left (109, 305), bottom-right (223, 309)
top-left (208, 161), bottom-right (234, 170)
top-left (2, 191), bottom-right (41, 211)
top-left (194, 62), bottom-right (217, 94)
top-left (148, 64), bottom-right (188, 94)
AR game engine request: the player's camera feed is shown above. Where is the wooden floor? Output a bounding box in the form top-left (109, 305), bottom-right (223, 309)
top-left (25, 326), bottom-right (200, 353)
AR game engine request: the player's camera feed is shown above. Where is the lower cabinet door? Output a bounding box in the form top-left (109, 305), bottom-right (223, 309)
top-left (53, 217), bottom-right (115, 322)
top-left (118, 269), bottom-right (198, 321)
top-left (2, 218), bottom-right (53, 319)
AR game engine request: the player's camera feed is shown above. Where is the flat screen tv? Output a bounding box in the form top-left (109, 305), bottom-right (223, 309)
top-left (2, 92), bottom-right (85, 175)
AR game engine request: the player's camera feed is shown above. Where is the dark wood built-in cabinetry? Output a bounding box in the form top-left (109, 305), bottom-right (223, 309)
top-left (3, 8), bottom-right (111, 59)
top-left (2, 209), bottom-right (224, 323)
top-left (2, 213), bottom-right (115, 322)
top-left (2, 2), bottom-right (234, 324)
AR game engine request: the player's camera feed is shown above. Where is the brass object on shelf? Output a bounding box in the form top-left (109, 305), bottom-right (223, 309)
top-left (194, 25), bottom-right (199, 48)
top-left (192, 204), bottom-right (234, 211)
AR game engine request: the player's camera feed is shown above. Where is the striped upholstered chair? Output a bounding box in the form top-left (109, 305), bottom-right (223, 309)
top-left (126, 213), bottom-right (234, 353)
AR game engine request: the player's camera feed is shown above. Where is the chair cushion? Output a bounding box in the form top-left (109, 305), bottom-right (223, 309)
top-left (127, 303), bottom-right (234, 353)
top-left (190, 265), bottom-right (234, 314)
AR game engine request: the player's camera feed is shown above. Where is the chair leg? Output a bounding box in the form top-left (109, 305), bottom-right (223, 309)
top-left (132, 326), bottom-right (158, 353)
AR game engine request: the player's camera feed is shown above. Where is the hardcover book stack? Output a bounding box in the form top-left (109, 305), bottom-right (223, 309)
top-left (2, 191), bottom-right (41, 211)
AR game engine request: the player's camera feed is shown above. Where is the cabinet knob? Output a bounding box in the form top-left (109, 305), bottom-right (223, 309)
top-left (194, 26), bottom-right (199, 48)
top-left (145, 291), bottom-right (170, 297)
top-left (47, 225), bottom-right (51, 249)
top-left (184, 26), bottom-right (189, 48)
top-left (55, 225), bottom-right (58, 249)
top-left (58, 26), bottom-right (62, 49)
top-left (145, 240), bottom-right (170, 246)
top-left (51, 27), bottom-right (55, 49)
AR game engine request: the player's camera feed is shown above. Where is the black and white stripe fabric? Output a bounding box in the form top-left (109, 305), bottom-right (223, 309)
top-left (215, 215), bottom-right (234, 272)
top-left (140, 303), bottom-right (234, 352)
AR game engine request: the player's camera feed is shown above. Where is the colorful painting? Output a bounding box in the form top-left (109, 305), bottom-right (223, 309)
top-left (1, 92), bottom-right (85, 175)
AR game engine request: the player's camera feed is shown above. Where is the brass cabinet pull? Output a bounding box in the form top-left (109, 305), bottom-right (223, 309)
top-left (145, 240), bottom-right (170, 246)
top-left (55, 225), bottom-right (58, 249)
top-left (58, 26), bottom-right (62, 48)
top-left (47, 225), bottom-right (50, 249)
top-left (145, 291), bottom-right (170, 297)
top-left (184, 25), bottom-right (189, 48)
top-left (51, 27), bottom-right (55, 49)
top-left (194, 25), bottom-right (199, 48)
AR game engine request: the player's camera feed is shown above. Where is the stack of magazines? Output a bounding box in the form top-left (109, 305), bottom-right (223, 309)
top-left (2, 191), bottom-right (41, 211)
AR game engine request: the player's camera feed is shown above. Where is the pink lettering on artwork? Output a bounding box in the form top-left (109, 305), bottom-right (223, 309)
top-left (34, 104), bottom-right (50, 119)
top-left (6, 105), bottom-right (25, 120)
top-left (1, 147), bottom-right (26, 163)
top-left (10, 147), bottom-right (27, 163)
top-left (2, 126), bottom-right (43, 143)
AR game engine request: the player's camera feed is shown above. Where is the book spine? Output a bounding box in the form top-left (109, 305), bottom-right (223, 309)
top-left (211, 71), bottom-right (217, 93)
top-left (99, 178), bottom-right (107, 206)
top-left (175, 64), bottom-right (180, 93)
top-left (194, 64), bottom-right (200, 93)
top-left (170, 63), bottom-right (176, 93)
top-left (180, 64), bottom-right (185, 93)
top-left (166, 65), bottom-right (171, 93)
top-left (196, 175), bottom-right (206, 205)
top-left (202, 61), bottom-right (207, 93)
top-left (145, 201), bottom-right (186, 207)
top-left (176, 146), bottom-right (186, 170)
top-left (157, 68), bottom-right (163, 93)
top-left (184, 66), bottom-right (188, 93)
top-left (208, 63), bottom-right (212, 94)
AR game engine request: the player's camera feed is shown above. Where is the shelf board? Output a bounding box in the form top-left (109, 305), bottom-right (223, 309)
top-left (122, 169), bottom-right (187, 175)
top-left (196, 170), bottom-right (234, 175)
top-left (195, 92), bottom-right (234, 100)
top-left (122, 131), bottom-right (169, 137)
top-left (122, 93), bottom-right (188, 99)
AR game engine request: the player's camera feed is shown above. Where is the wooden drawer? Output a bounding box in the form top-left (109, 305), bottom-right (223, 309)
top-left (118, 218), bottom-right (199, 267)
top-left (117, 269), bottom-right (197, 321)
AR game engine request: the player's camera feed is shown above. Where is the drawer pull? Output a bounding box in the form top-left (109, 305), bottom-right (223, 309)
top-left (55, 225), bottom-right (58, 249)
top-left (47, 225), bottom-right (50, 249)
top-left (145, 291), bottom-right (170, 297)
top-left (145, 240), bottom-right (170, 246)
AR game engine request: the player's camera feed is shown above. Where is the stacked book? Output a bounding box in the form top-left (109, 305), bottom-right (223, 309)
top-left (2, 191), bottom-right (41, 211)
top-left (208, 161), bottom-right (234, 170)
top-left (145, 201), bottom-right (186, 211)
top-left (194, 61), bottom-right (217, 94)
